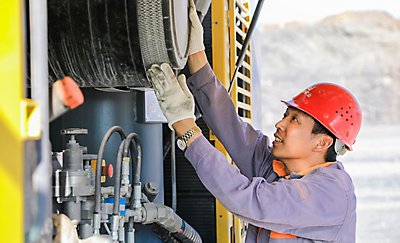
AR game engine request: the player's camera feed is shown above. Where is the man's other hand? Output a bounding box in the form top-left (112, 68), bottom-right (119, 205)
top-left (188, 0), bottom-right (205, 55)
top-left (147, 63), bottom-right (196, 129)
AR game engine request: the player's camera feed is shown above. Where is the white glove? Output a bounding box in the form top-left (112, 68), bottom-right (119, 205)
top-left (188, 0), bottom-right (205, 55)
top-left (147, 63), bottom-right (196, 129)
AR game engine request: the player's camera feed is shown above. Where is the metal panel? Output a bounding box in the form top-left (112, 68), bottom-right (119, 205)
top-left (211, 0), bottom-right (231, 89)
top-left (211, 1), bottom-right (235, 242)
top-left (50, 88), bottom-right (165, 241)
top-left (0, 1), bottom-right (25, 241)
top-left (136, 90), bottom-right (167, 123)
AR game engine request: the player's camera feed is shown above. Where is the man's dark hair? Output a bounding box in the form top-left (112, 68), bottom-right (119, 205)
top-left (311, 119), bottom-right (337, 162)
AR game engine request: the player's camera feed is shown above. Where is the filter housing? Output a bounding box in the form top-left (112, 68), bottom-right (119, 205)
top-left (48, 0), bottom-right (189, 88)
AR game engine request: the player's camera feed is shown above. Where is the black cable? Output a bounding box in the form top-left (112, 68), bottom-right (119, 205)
top-left (123, 133), bottom-right (142, 185)
top-left (228, 0), bottom-right (266, 94)
top-left (163, 139), bottom-right (172, 161)
top-left (123, 132), bottom-right (143, 233)
top-left (113, 139), bottom-right (126, 215)
top-left (94, 126), bottom-right (126, 214)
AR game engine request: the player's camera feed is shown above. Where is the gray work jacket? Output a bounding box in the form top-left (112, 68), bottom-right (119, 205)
top-left (185, 64), bottom-right (356, 242)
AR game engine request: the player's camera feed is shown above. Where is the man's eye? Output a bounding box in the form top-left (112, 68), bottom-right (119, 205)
top-left (291, 116), bottom-right (298, 122)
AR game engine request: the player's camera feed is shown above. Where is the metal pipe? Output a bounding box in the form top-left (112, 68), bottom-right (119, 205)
top-left (28, 0), bottom-right (52, 241)
top-left (171, 130), bottom-right (177, 212)
top-left (94, 126), bottom-right (126, 234)
top-left (228, 0), bottom-right (266, 94)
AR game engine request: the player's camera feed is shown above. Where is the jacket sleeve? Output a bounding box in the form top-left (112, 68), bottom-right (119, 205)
top-left (187, 63), bottom-right (273, 178)
top-left (185, 136), bottom-right (348, 241)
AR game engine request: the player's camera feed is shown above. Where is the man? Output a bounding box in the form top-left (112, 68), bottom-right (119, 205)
top-left (147, 1), bottom-right (362, 242)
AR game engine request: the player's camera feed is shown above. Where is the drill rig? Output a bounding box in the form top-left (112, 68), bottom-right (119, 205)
top-left (0, 0), bottom-right (254, 242)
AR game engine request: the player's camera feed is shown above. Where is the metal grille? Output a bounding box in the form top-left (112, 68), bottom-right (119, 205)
top-left (230, 0), bottom-right (253, 124)
top-left (137, 0), bottom-right (170, 69)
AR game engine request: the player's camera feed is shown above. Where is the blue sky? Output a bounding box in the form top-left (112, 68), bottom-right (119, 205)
top-left (251, 0), bottom-right (400, 24)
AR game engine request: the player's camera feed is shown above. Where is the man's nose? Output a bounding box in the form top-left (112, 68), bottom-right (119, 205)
top-left (275, 117), bottom-right (287, 131)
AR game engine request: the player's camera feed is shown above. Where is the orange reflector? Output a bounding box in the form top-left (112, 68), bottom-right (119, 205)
top-left (53, 76), bottom-right (84, 109)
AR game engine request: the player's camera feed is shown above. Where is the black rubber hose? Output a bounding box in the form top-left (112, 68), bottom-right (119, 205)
top-left (113, 139), bottom-right (126, 215)
top-left (122, 132), bottom-right (142, 185)
top-left (122, 132), bottom-right (142, 232)
top-left (152, 224), bottom-right (180, 243)
top-left (173, 220), bottom-right (202, 243)
top-left (94, 126), bottom-right (126, 214)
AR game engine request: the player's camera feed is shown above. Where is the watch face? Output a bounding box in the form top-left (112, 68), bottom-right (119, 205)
top-left (177, 139), bottom-right (186, 151)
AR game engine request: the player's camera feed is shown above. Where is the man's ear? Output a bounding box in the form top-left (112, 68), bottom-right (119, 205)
top-left (313, 134), bottom-right (334, 152)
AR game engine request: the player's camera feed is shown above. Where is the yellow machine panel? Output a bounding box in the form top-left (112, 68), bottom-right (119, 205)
top-left (1, 1), bottom-right (26, 242)
top-left (211, 0), bottom-right (252, 242)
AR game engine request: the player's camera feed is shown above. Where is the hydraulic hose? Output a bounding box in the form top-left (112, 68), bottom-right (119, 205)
top-left (110, 139), bottom-right (126, 240)
top-left (142, 203), bottom-right (202, 243)
top-left (113, 139), bottom-right (126, 216)
top-left (94, 126), bottom-right (126, 234)
top-left (122, 133), bottom-right (143, 233)
top-left (173, 220), bottom-right (202, 243)
top-left (123, 133), bottom-right (142, 185)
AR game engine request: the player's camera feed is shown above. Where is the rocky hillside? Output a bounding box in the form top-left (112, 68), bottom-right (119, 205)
top-left (253, 11), bottom-right (400, 130)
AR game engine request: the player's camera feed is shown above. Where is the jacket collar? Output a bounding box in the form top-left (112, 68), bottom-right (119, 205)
top-left (272, 160), bottom-right (336, 179)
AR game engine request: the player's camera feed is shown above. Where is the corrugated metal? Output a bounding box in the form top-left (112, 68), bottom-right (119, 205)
top-left (164, 119), bottom-right (216, 243)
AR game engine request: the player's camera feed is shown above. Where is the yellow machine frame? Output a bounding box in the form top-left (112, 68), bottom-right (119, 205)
top-left (0, 1), bottom-right (41, 242)
top-left (211, 0), bottom-right (253, 242)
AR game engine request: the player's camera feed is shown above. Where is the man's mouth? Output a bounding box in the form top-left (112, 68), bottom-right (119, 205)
top-left (274, 137), bottom-right (283, 143)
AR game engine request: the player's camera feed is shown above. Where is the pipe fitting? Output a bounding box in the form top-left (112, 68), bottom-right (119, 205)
top-left (122, 157), bottom-right (130, 185)
top-left (133, 183), bottom-right (142, 209)
top-left (111, 215), bottom-right (119, 241)
top-left (141, 203), bottom-right (202, 242)
top-left (142, 203), bottom-right (182, 233)
top-left (93, 213), bottom-right (101, 235)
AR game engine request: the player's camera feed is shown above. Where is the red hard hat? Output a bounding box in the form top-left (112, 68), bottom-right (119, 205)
top-left (282, 83), bottom-right (362, 150)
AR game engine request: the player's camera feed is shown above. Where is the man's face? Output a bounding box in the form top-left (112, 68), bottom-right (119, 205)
top-left (272, 107), bottom-right (317, 162)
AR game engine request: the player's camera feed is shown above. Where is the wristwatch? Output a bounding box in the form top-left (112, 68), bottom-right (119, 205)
top-left (176, 126), bottom-right (202, 151)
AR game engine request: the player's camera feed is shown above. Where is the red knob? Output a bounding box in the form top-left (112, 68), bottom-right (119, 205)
top-left (103, 164), bottom-right (114, 178)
